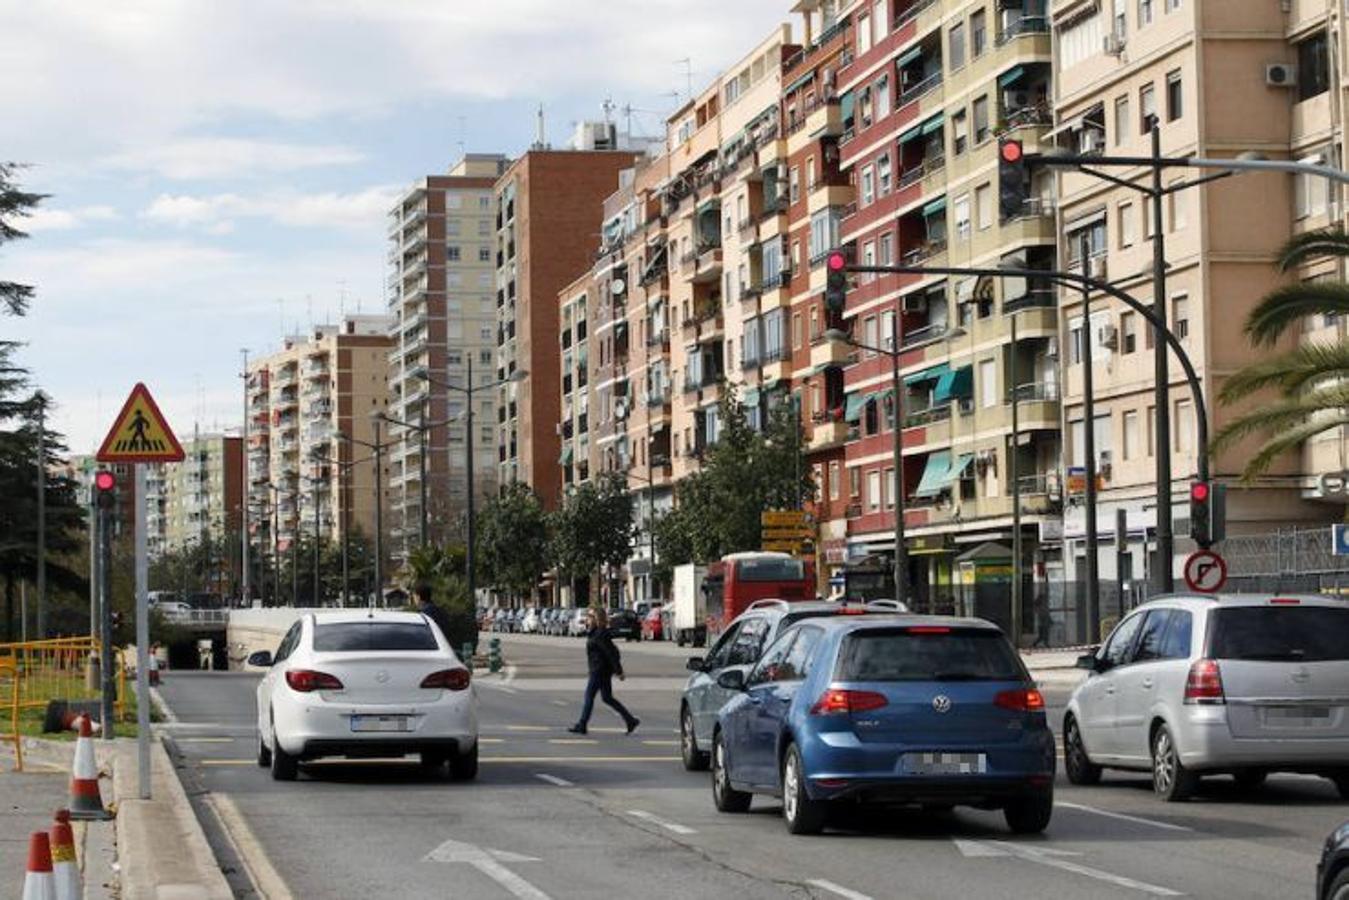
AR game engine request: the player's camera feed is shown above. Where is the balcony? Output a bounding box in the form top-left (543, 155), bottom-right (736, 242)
top-left (996, 14), bottom-right (1050, 47)
top-left (898, 71), bottom-right (943, 109)
top-left (898, 154), bottom-right (945, 190)
top-left (809, 417), bottom-right (849, 451)
top-left (895, 0), bottom-right (939, 29)
top-left (900, 239), bottom-right (947, 266)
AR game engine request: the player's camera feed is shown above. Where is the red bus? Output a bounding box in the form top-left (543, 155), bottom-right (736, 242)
top-left (702, 551), bottom-right (816, 642)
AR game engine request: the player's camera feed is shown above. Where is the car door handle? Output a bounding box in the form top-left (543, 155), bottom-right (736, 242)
top-left (1104, 685), bottom-right (1116, 694)
top-left (1141, 678), bottom-right (1154, 689)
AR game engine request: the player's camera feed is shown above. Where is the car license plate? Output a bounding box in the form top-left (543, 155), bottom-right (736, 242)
top-left (1263, 706), bottom-right (1331, 726)
top-left (900, 752), bottom-right (987, 775)
top-left (350, 715), bottom-right (409, 733)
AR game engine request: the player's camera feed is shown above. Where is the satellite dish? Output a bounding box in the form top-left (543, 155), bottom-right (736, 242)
top-left (611, 278), bottom-right (627, 296)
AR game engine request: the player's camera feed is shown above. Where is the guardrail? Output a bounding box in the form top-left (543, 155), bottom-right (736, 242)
top-left (159, 608), bottom-right (229, 626)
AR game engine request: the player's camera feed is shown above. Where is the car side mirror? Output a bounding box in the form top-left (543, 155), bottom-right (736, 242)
top-left (1076, 652), bottom-right (1102, 672)
top-left (716, 669), bottom-right (747, 691)
top-left (686, 656), bottom-right (705, 672)
top-left (247, 650), bottom-right (273, 668)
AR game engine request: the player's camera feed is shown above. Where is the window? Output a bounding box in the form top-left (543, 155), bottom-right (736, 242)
top-left (876, 75), bottom-right (891, 119)
top-left (1123, 409), bottom-right (1140, 460)
top-left (880, 309), bottom-right (896, 351)
top-left (879, 232), bottom-right (894, 266)
top-left (952, 109), bottom-right (968, 155)
top-left (1295, 151), bottom-right (1329, 218)
top-left (857, 13), bottom-right (873, 54)
top-left (1059, 8), bottom-right (1106, 69)
top-left (1137, 0), bottom-right (1153, 27)
top-left (1164, 0), bottom-right (1181, 10)
top-left (953, 194), bottom-right (971, 240)
top-left (867, 470), bottom-right (881, 511)
top-left (829, 461), bottom-right (841, 500)
top-left (836, 629), bottom-right (1025, 681)
top-left (313, 622), bottom-right (439, 652)
top-left (1140, 83), bottom-right (1156, 131)
top-left (1297, 30), bottom-right (1329, 101)
top-left (877, 153), bottom-right (892, 195)
top-left (1168, 181), bottom-right (1187, 231)
top-left (1121, 310), bottom-right (1137, 353)
top-left (1172, 293), bottom-right (1190, 340)
top-left (1069, 320), bottom-right (1084, 365)
top-left (882, 467), bottom-right (894, 508)
top-left (777, 626), bottom-right (825, 681)
top-left (478, 247), bottom-right (492, 262)
top-left (447, 218), bottom-right (461, 235)
top-left (1133, 610), bottom-right (1173, 662)
top-left (977, 358), bottom-right (998, 409)
top-left (972, 95), bottom-right (990, 144)
top-left (1165, 70), bottom-right (1183, 121)
top-left (861, 165), bottom-right (875, 205)
top-left (863, 315), bottom-right (878, 357)
top-left (1147, 404), bottom-right (1156, 456)
top-left (975, 182), bottom-right (992, 231)
top-left (1118, 201), bottom-right (1136, 247)
top-left (792, 313), bottom-right (802, 349)
top-left (1101, 612), bottom-right (1144, 669)
top-left (789, 166), bottom-right (800, 203)
top-left (971, 9), bottom-right (987, 57)
top-left (1156, 610), bottom-right (1192, 659)
top-left (1113, 95), bottom-right (1130, 146)
top-left (447, 245), bottom-right (461, 261)
top-left (1175, 398), bottom-right (1194, 452)
top-left (728, 617), bottom-right (771, 667)
top-left (949, 22), bottom-right (966, 69)
top-left (872, 0), bottom-right (887, 43)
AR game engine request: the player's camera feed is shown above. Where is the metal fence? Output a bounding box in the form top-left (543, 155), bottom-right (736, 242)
top-left (0, 636), bottom-right (126, 717)
top-left (0, 658), bottom-right (19, 770)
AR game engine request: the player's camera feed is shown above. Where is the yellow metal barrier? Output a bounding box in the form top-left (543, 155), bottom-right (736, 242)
top-left (0, 658), bottom-right (19, 771)
top-left (0, 636), bottom-right (127, 722)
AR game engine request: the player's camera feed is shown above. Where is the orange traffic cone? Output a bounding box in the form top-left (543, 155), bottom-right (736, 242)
top-left (67, 717), bottom-right (111, 821)
top-left (22, 831), bottom-right (56, 900)
top-left (49, 810), bottom-right (79, 900)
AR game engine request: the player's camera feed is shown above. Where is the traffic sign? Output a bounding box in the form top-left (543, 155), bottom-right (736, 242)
top-left (1334, 524), bottom-right (1349, 556)
top-left (761, 510), bottom-right (809, 528)
top-left (1182, 550), bottom-right (1227, 594)
top-left (761, 527), bottom-right (813, 540)
top-left (96, 383), bottom-right (184, 463)
top-left (762, 540), bottom-right (811, 555)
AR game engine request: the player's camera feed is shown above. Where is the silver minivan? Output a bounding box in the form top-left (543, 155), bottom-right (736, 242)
top-left (1064, 594), bottom-right (1349, 801)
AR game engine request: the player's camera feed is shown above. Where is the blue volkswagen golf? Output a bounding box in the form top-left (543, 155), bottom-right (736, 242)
top-left (709, 616), bottom-right (1055, 835)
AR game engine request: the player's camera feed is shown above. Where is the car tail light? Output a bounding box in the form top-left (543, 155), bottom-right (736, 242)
top-left (421, 668), bottom-right (472, 691)
top-left (1269, 597), bottom-right (1301, 605)
top-left (994, 688), bottom-right (1046, 712)
top-left (285, 669), bottom-right (344, 692)
top-left (906, 626), bottom-right (952, 634)
top-left (810, 688), bottom-right (889, 715)
top-left (1184, 659), bottom-right (1226, 705)
top-left (839, 606), bottom-right (868, 615)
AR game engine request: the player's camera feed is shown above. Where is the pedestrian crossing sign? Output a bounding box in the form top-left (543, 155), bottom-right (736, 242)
top-left (96, 382), bottom-right (185, 463)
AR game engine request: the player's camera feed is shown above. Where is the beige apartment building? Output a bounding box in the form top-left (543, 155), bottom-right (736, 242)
top-left (1051, 0), bottom-right (1340, 635)
top-left (246, 317), bottom-right (392, 562)
top-left (160, 432), bottom-right (244, 556)
top-left (385, 155), bottom-right (508, 560)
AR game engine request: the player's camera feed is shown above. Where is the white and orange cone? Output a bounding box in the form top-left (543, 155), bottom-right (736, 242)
top-left (21, 831), bottom-right (56, 900)
top-left (67, 717), bottom-right (111, 821)
top-left (49, 810), bottom-right (79, 900)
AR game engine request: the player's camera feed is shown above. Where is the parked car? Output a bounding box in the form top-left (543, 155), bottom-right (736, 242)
top-left (568, 609), bottom-right (590, 637)
top-left (642, 605), bottom-right (665, 641)
top-left (490, 609), bottom-right (510, 633)
top-left (1063, 593), bottom-right (1349, 802)
top-left (1320, 820), bottom-right (1349, 900)
top-left (521, 607), bottom-right (542, 634)
top-left (249, 610), bottom-right (478, 782)
top-left (680, 599), bottom-right (909, 772)
top-left (609, 609), bottom-right (641, 642)
top-left (710, 615), bottom-right (1054, 835)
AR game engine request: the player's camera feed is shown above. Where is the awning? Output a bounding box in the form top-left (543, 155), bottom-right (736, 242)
top-left (950, 453), bottom-right (975, 481)
top-left (696, 197), bottom-right (721, 215)
top-left (904, 363), bottom-right (950, 386)
top-left (998, 65), bottom-right (1026, 89)
top-left (897, 46), bottom-right (924, 68)
top-left (900, 114), bottom-right (942, 144)
top-left (844, 392), bottom-right (867, 422)
top-left (840, 91), bottom-right (855, 123)
top-left (784, 70), bottom-right (815, 95)
top-left (742, 387), bottom-right (761, 407)
top-left (921, 115), bottom-right (945, 136)
top-left (933, 367), bottom-right (972, 403)
top-left (761, 377), bottom-right (781, 393)
top-left (559, 445), bottom-right (573, 466)
top-left (913, 450), bottom-right (953, 498)
top-left (932, 370), bottom-right (958, 404)
top-left (899, 123), bottom-right (923, 144)
top-left (922, 196), bottom-right (947, 218)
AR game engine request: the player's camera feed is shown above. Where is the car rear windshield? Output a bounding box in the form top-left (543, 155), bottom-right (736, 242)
top-left (1209, 606), bottom-right (1349, 662)
top-left (735, 558), bottom-right (805, 582)
top-left (312, 622), bottom-right (439, 652)
top-left (835, 628), bottom-right (1026, 682)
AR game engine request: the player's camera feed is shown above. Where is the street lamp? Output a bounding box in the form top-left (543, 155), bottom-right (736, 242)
top-left (412, 363), bottom-right (528, 611)
top-left (309, 446), bottom-right (380, 608)
top-left (337, 412), bottom-right (393, 606)
top-left (378, 404), bottom-right (467, 550)
top-left (823, 324), bottom-right (907, 610)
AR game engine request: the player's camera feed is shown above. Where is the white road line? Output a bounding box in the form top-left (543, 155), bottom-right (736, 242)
top-left (626, 809), bottom-right (697, 835)
top-left (468, 857), bottom-right (550, 900)
top-left (207, 792), bottom-right (294, 900)
top-left (534, 773), bottom-right (574, 787)
top-left (954, 839), bottom-right (1183, 897)
top-left (551, 700), bottom-right (568, 707)
top-left (807, 879), bottom-right (874, 900)
top-left (548, 738), bottom-right (597, 745)
top-left (1057, 801), bottom-right (1195, 833)
top-left (148, 686), bottom-right (178, 723)
top-left (176, 737), bottom-right (236, 744)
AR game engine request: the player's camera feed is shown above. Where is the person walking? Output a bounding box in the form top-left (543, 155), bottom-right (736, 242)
top-left (568, 607), bottom-right (639, 735)
top-left (415, 583), bottom-right (455, 645)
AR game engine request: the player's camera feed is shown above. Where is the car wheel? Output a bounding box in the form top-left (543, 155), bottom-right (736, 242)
top-left (681, 706), bottom-right (709, 771)
top-left (1328, 868), bottom-right (1349, 900)
top-left (1232, 770), bottom-right (1267, 792)
top-left (1004, 790), bottom-right (1054, 834)
top-left (1331, 771), bottom-right (1349, 801)
top-left (269, 721), bottom-right (298, 782)
top-left (450, 743), bottom-right (478, 782)
top-left (1151, 724), bottom-right (1197, 802)
top-left (711, 731), bottom-right (751, 813)
top-left (1063, 715), bottom-right (1102, 786)
top-left (676, 632), bottom-right (686, 648)
top-left (256, 733), bottom-right (271, 768)
top-left (781, 745), bottom-right (827, 836)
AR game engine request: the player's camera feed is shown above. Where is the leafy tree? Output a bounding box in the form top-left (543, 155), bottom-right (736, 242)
top-left (476, 482), bottom-right (549, 603)
top-left (1, 162), bottom-right (47, 317)
top-left (1213, 227), bottom-right (1349, 479)
top-left (403, 542), bottom-right (477, 651)
top-left (549, 473), bottom-right (634, 605)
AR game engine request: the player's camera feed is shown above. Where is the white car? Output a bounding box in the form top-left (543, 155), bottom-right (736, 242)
top-left (521, 608), bottom-right (542, 634)
top-left (567, 609), bottom-right (590, 637)
top-left (250, 611), bottom-right (478, 782)
top-left (1063, 593), bottom-right (1349, 802)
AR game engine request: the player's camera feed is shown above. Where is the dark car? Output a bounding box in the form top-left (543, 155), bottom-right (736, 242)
top-left (608, 609), bottom-right (641, 642)
top-left (1321, 820), bottom-right (1349, 900)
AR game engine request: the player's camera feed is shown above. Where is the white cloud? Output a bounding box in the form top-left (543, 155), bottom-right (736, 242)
top-left (141, 185), bottom-right (401, 232)
top-left (23, 205), bottom-right (119, 232)
top-left (106, 138), bottom-right (365, 180)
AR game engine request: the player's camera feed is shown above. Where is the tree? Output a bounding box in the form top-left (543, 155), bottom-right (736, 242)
top-left (476, 482), bottom-right (549, 603)
top-left (1213, 227), bottom-right (1349, 479)
top-left (549, 473), bottom-right (634, 605)
top-left (403, 542), bottom-right (477, 651)
top-left (1, 163), bottom-right (47, 317)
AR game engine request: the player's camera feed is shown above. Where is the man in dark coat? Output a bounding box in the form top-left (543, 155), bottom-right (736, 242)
top-left (568, 607), bottom-right (639, 735)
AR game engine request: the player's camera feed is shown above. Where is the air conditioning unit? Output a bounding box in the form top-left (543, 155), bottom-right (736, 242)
top-left (1265, 63), bottom-right (1297, 88)
top-left (1003, 90), bottom-right (1030, 111)
top-left (1080, 129), bottom-right (1103, 154)
top-left (1103, 33), bottom-right (1126, 57)
top-left (1086, 255), bottom-right (1108, 280)
top-left (902, 294), bottom-right (929, 313)
top-left (1046, 336), bottom-right (1059, 359)
top-left (1098, 322), bottom-right (1119, 351)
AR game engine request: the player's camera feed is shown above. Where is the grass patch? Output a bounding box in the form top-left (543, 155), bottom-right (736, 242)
top-left (12, 689), bottom-right (151, 741)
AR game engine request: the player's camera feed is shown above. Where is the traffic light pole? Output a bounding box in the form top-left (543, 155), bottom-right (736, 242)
top-left (99, 500), bottom-right (115, 740)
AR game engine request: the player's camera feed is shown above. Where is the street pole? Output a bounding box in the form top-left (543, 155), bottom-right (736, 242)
top-left (271, 493), bottom-right (280, 608)
top-left (373, 418), bottom-right (384, 606)
top-left (1150, 123), bottom-right (1174, 593)
top-left (134, 464), bottom-right (150, 798)
top-left (35, 394), bottom-right (46, 639)
top-left (241, 350), bottom-right (250, 606)
top-left (1009, 314), bottom-right (1022, 646)
top-left (312, 476), bottom-right (320, 606)
top-left (466, 356), bottom-right (477, 610)
top-left (88, 463), bottom-right (97, 635)
top-left (419, 394), bottom-right (429, 548)
top-left (99, 501), bottom-right (114, 740)
top-left (340, 453), bottom-right (350, 609)
top-left (890, 313), bottom-right (907, 610)
top-left (793, 391), bottom-right (802, 509)
top-left (1081, 239), bottom-right (1102, 642)
top-left (290, 482), bottom-right (298, 606)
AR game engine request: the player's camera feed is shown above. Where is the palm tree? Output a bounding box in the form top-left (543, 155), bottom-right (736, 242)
top-left (1212, 227), bottom-right (1349, 480)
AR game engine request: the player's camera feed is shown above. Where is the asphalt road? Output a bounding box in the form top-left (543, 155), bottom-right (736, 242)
top-left (154, 634), bottom-right (1347, 900)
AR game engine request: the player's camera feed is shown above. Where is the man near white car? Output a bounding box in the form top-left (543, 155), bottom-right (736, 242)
top-left (567, 608), bottom-right (639, 736)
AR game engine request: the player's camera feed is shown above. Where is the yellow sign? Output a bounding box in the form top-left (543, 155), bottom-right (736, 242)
top-left (763, 539), bottom-right (812, 554)
top-left (761, 510), bottom-right (809, 528)
top-left (96, 383), bottom-right (185, 463)
top-left (762, 528), bottom-right (813, 541)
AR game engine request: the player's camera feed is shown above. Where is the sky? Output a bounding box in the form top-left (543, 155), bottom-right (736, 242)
top-left (1, 0), bottom-right (792, 453)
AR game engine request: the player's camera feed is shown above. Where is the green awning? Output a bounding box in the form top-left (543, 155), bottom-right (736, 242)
top-left (922, 115), bottom-right (944, 136)
top-left (998, 65), bottom-right (1026, 89)
top-left (933, 370), bottom-right (957, 403)
top-left (913, 450), bottom-right (953, 498)
top-left (900, 114), bottom-right (943, 144)
top-left (742, 387), bottom-right (761, 407)
top-left (784, 70), bottom-right (815, 95)
top-left (559, 445), bottom-right (573, 466)
top-left (897, 46), bottom-right (924, 68)
top-left (844, 392), bottom-right (867, 422)
top-left (761, 377), bottom-right (780, 392)
top-left (933, 366), bottom-right (973, 403)
top-left (840, 91), bottom-right (855, 123)
top-left (696, 197), bottom-right (721, 215)
top-left (950, 453), bottom-right (975, 481)
top-left (899, 123), bottom-right (923, 144)
top-left (904, 363), bottom-right (950, 386)
top-left (922, 196), bottom-right (947, 218)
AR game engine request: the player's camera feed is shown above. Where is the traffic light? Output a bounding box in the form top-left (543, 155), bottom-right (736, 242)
top-left (94, 470), bottom-right (117, 511)
top-left (998, 138), bottom-right (1029, 221)
top-left (1188, 480), bottom-right (1226, 548)
top-left (825, 251), bottom-right (848, 313)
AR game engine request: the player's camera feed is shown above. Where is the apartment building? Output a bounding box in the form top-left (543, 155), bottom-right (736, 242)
top-left (246, 317), bottom-right (392, 564)
top-left (1051, 0), bottom-right (1339, 636)
top-left (385, 155), bottom-right (509, 559)
top-left (496, 142), bottom-right (641, 507)
top-left (160, 433), bottom-right (243, 558)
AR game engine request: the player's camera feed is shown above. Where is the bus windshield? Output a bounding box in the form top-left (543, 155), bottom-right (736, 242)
top-left (735, 558), bottom-right (805, 583)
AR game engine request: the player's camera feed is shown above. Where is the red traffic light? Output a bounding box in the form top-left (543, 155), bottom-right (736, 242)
top-left (1190, 481), bottom-right (1209, 502)
top-left (826, 251), bottom-right (847, 272)
top-left (94, 470), bottom-right (116, 491)
top-left (999, 140), bottom-right (1024, 164)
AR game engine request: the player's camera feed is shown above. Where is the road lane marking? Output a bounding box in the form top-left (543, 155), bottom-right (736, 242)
top-left (551, 700), bottom-right (568, 707)
top-left (206, 793), bottom-right (294, 899)
top-left (534, 773), bottom-right (574, 787)
top-left (548, 738), bottom-right (598, 745)
top-left (483, 755), bottom-right (679, 763)
top-left (1056, 801), bottom-right (1194, 832)
top-left (627, 810), bottom-right (696, 835)
top-left (953, 839), bottom-right (1182, 896)
top-left (504, 725), bottom-right (550, 732)
top-left (952, 839), bottom-right (1007, 858)
top-left (479, 738), bottom-right (505, 744)
top-left (199, 759), bottom-right (254, 766)
top-left (807, 879), bottom-right (873, 900)
top-left (425, 839), bottom-right (548, 900)
top-left (641, 740), bottom-right (679, 746)
top-left (177, 737), bottom-right (236, 744)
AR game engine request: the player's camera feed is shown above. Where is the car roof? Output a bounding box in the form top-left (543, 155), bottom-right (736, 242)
top-left (1136, 593), bottom-right (1349, 611)
top-left (310, 610), bottom-right (429, 625)
top-left (794, 614), bottom-right (1003, 633)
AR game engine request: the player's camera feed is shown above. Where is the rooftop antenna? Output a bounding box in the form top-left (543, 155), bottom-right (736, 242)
top-left (457, 115), bottom-right (467, 161)
top-left (675, 58), bottom-right (694, 101)
top-left (532, 103), bottom-right (547, 150)
top-left (602, 96), bottom-right (616, 124)
top-left (306, 294), bottom-right (314, 331)
top-left (337, 279), bottom-right (348, 320)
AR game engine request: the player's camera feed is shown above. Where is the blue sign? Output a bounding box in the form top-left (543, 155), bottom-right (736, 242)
top-left (1334, 524), bottom-right (1349, 557)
